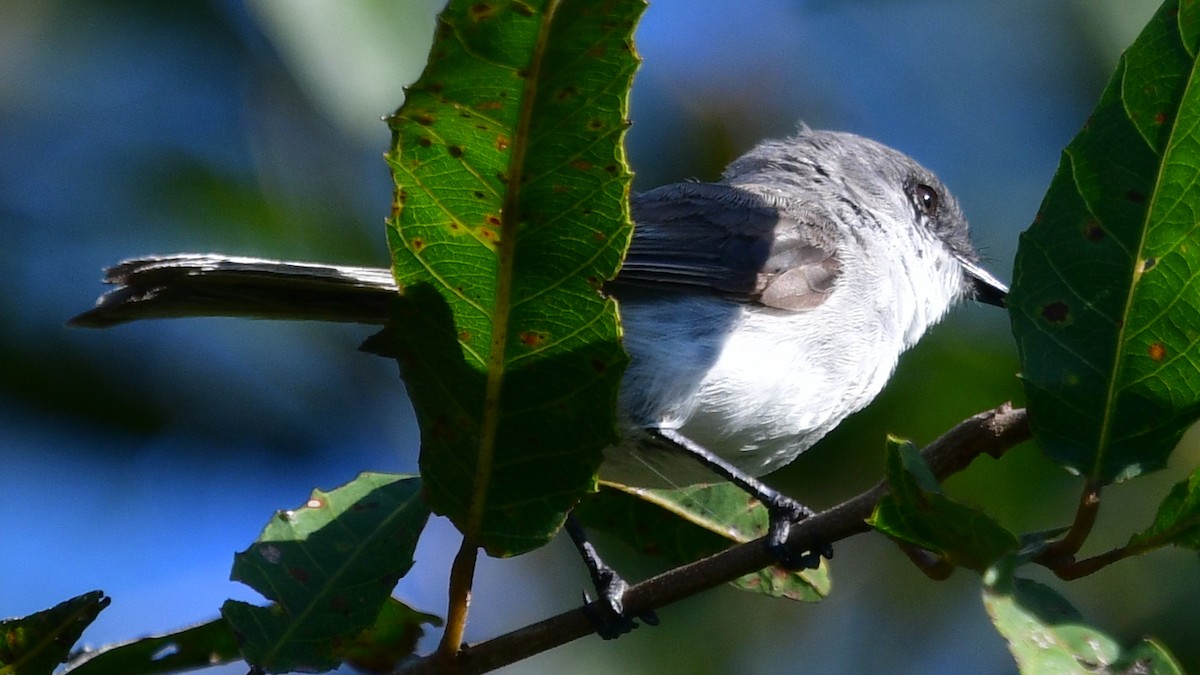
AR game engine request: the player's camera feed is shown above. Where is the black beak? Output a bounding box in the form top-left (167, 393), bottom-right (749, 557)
top-left (960, 258), bottom-right (1008, 308)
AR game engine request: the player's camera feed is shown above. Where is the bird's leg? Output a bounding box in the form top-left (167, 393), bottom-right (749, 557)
top-left (564, 514), bottom-right (659, 639)
top-left (650, 428), bottom-right (832, 570)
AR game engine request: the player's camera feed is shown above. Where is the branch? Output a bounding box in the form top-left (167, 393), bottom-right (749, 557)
top-left (403, 404), bottom-right (1031, 674)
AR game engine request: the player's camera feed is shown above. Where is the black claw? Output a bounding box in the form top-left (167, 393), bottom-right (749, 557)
top-left (566, 514), bottom-right (658, 639)
top-left (764, 495), bottom-right (829, 571)
top-left (582, 588), bottom-right (650, 640)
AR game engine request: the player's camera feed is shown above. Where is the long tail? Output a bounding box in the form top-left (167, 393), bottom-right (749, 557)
top-left (70, 254), bottom-right (398, 328)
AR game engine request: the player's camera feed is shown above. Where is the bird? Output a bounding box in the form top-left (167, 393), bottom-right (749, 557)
top-left (73, 128), bottom-right (1007, 631)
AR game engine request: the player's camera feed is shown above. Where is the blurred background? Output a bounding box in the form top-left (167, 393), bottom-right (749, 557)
top-left (4, 0), bottom-right (1196, 673)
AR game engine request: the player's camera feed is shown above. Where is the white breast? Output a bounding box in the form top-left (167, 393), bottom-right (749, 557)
top-left (601, 253), bottom-right (967, 488)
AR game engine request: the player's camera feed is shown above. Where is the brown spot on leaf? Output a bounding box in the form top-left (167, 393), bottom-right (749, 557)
top-left (519, 331), bottom-right (545, 348)
top-left (1084, 221), bottom-right (1105, 241)
top-left (593, 231), bottom-right (606, 241)
top-left (485, 214), bottom-right (501, 226)
top-left (447, 144), bottom-right (464, 158)
top-left (431, 415), bottom-right (456, 443)
top-left (556, 86), bottom-right (578, 100)
top-left (289, 567), bottom-right (309, 583)
top-left (1126, 190), bottom-right (1146, 203)
top-left (470, 2), bottom-right (494, 19)
top-left (414, 112), bottom-right (435, 126)
top-left (591, 358), bottom-right (607, 372)
top-left (604, 164), bottom-right (618, 174)
top-left (1143, 257), bottom-right (1157, 272)
top-left (411, 238), bottom-right (424, 251)
top-left (587, 45), bottom-right (606, 58)
top-left (480, 227), bottom-right (497, 242)
top-left (1041, 301), bottom-right (1069, 323)
top-left (417, 136), bottom-right (432, 148)
top-left (1155, 111), bottom-right (1167, 125)
top-left (495, 135), bottom-right (510, 151)
top-left (477, 100), bottom-right (503, 111)
top-left (1149, 342), bottom-right (1167, 361)
top-left (571, 159), bottom-right (592, 171)
top-left (458, 331), bottom-right (471, 342)
top-left (473, 191), bottom-right (486, 199)
top-left (588, 118), bottom-right (605, 131)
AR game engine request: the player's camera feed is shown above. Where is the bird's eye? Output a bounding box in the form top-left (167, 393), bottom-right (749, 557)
top-left (910, 183), bottom-right (939, 216)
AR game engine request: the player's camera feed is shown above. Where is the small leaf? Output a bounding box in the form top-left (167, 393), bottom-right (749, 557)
top-left (384, 0), bottom-right (645, 556)
top-left (984, 559), bottom-right (1184, 675)
top-left (1009, 0), bottom-right (1200, 484)
top-left (1129, 462), bottom-right (1200, 550)
top-left (576, 483), bottom-right (829, 602)
top-left (221, 473), bottom-right (429, 673)
top-left (869, 438), bottom-right (1018, 572)
top-left (340, 598), bottom-right (442, 675)
top-left (64, 618), bottom-right (239, 675)
top-left (0, 591), bottom-right (109, 675)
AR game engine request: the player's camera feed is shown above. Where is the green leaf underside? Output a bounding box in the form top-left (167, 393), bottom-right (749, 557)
top-left (63, 618), bottom-right (239, 675)
top-left (0, 591), bottom-right (109, 675)
top-left (221, 473), bottom-right (429, 674)
top-left (869, 439), bottom-right (1018, 572)
top-left (1129, 462), bottom-right (1200, 549)
top-left (384, 0), bottom-right (643, 556)
top-left (984, 561), bottom-right (1183, 675)
top-left (1009, 0), bottom-right (1200, 484)
top-left (577, 483), bottom-right (830, 602)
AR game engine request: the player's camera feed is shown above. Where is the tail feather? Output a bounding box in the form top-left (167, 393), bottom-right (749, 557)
top-left (70, 254), bottom-right (398, 328)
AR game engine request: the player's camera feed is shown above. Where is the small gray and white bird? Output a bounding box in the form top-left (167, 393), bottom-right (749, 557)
top-left (74, 128), bottom-right (1005, 497)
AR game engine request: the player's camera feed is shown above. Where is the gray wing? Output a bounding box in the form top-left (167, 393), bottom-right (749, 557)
top-left (611, 182), bottom-right (841, 311)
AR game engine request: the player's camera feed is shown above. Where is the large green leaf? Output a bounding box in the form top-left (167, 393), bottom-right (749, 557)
top-left (1009, 0), bottom-right (1200, 484)
top-left (383, 0), bottom-right (643, 555)
top-left (0, 591), bottom-right (109, 675)
top-left (221, 473), bottom-right (429, 673)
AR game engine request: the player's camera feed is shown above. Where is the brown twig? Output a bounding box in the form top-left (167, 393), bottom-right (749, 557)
top-left (401, 404), bottom-right (1030, 674)
top-left (1034, 481), bottom-right (1102, 573)
top-left (435, 539), bottom-right (480, 668)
